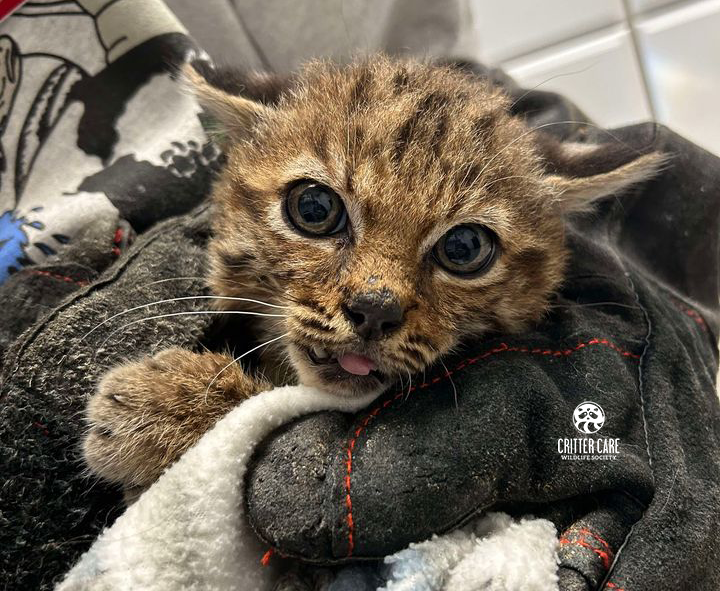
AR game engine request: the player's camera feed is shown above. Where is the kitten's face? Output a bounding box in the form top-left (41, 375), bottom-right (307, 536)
top-left (194, 58), bottom-right (659, 397)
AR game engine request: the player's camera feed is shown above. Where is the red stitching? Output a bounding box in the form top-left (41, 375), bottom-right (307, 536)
top-left (673, 299), bottom-right (708, 332)
top-left (560, 536), bottom-right (612, 569)
top-left (26, 269), bottom-right (88, 286)
top-left (111, 227), bottom-right (124, 257)
top-left (260, 548), bottom-right (274, 567)
top-left (559, 526), bottom-right (614, 570)
top-left (672, 297), bottom-right (708, 331)
top-left (579, 527), bottom-right (612, 555)
top-left (342, 337), bottom-right (640, 557)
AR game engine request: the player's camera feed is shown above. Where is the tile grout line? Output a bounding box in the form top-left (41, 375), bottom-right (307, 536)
top-left (497, 22), bottom-right (627, 68)
top-left (636, 0), bottom-right (713, 21)
top-left (621, 0), bottom-right (659, 121)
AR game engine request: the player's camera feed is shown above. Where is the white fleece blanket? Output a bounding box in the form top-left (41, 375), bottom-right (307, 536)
top-left (380, 512), bottom-right (559, 591)
top-left (57, 385), bottom-right (559, 591)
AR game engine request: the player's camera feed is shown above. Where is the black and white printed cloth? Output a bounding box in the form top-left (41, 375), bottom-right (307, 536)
top-left (0, 0), bottom-right (221, 303)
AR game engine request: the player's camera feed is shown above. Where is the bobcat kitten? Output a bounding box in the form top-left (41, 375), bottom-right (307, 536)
top-left (84, 56), bottom-right (662, 491)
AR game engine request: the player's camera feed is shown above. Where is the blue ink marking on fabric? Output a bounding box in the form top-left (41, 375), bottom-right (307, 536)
top-left (0, 209), bottom-right (43, 283)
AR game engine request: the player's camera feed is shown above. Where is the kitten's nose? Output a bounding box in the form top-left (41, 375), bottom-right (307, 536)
top-left (343, 291), bottom-right (404, 340)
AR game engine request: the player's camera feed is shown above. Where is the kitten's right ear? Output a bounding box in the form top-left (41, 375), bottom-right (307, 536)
top-left (182, 64), bottom-right (271, 145)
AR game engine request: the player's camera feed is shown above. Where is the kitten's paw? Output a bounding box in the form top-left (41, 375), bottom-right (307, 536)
top-left (83, 348), bottom-right (270, 490)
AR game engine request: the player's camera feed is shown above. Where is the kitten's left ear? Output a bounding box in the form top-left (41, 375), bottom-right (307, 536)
top-left (538, 135), bottom-right (668, 213)
top-left (182, 64), bottom-right (272, 144)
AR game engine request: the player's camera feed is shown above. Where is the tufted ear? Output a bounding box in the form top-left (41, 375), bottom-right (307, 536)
top-left (182, 64), bottom-right (272, 146)
top-left (537, 134), bottom-right (668, 214)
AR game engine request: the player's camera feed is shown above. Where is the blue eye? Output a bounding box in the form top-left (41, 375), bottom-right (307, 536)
top-left (287, 182), bottom-right (347, 235)
top-left (434, 224), bottom-right (496, 275)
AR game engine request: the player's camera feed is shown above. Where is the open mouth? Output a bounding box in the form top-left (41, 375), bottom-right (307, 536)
top-left (305, 345), bottom-right (385, 382)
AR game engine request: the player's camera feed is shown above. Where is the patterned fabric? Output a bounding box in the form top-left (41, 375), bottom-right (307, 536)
top-left (0, 0), bottom-right (221, 285)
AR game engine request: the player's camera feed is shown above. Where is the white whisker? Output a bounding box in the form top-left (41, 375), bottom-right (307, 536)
top-left (82, 295), bottom-right (288, 341)
top-left (508, 63), bottom-right (597, 111)
top-left (204, 333), bottom-right (289, 400)
top-left (427, 343), bottom-right (458, 410)
top-left (94, 310), bottom-right (287, 354)
top-left (548, 301), bottom-right (640, 310)
top-left (438, 357), bottom-right (458, 409)
top-left (277, 351), bottom-right (294, 385)
top-left (138, 277), bottom-right (207, 288)
top-left (404, 368), bottom-right (413, 402)
top-left (477, 119), bottom-right (647, 186)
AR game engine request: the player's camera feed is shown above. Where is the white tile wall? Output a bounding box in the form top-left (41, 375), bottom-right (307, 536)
top-left (470, 0), bottom-right (625, 64)
top-left (502, 26), bottom-right (651, 128)
top-left (627, 0), bottom-right (682, 13)
top-left (470, 0), bottom-right (720, 155)
top-left (635, 0), bottom-right (720, 154)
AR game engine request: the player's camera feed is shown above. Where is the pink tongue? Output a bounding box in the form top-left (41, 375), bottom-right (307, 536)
top-left (338, 353), bottom-right (377, 376)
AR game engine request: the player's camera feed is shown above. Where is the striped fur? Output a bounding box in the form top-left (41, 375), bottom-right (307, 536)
top-left (200, 55), bottom-right (661, 397)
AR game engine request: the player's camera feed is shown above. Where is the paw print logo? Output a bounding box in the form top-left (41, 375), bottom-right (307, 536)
top-left (573, 401), bottom-right (605, 434)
